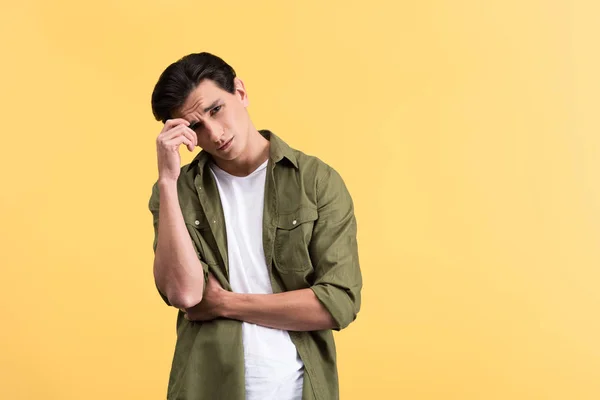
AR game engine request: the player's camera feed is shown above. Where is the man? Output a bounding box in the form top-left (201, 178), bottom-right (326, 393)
top-left (148, 52), bottom-right (362, 400)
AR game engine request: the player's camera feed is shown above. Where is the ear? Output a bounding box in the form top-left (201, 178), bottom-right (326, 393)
top-left (234, 77), bottom-right (249, 107)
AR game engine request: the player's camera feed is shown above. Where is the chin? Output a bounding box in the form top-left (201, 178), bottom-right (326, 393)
top-left (224, 149), bottom-right (242, 161)
top-left (211, 148), bottom-right (239, 162)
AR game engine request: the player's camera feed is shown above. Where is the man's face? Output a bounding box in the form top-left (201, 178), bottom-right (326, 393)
top-left (173, 78), bottom-right (250, 161)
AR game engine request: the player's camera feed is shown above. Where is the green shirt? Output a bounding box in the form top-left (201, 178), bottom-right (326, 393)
top-left (148, 130), bottom-right (362, 400)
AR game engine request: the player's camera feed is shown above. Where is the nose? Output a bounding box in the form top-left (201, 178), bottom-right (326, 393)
top-left (205, 120), bottom-right (224, 144)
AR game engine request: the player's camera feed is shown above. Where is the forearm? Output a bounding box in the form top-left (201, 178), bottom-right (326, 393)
top-left (154, 179), bottom-right (205, 308)
top-left (221, 288), bottom-right (336, 331)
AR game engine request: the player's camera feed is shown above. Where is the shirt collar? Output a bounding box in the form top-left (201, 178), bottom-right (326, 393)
top-left (186, 129), bottom-right (298, 173)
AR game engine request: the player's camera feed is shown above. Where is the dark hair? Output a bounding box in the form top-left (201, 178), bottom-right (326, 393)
top-left (151, 52), bottom-right (237, 123)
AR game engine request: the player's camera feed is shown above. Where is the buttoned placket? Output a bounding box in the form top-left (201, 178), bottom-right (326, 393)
top-left (194, 169), bottom-right (229, 280)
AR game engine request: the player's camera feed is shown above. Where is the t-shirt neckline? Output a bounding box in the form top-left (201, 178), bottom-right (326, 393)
top-left (210, 159), bottom-right (268, 179)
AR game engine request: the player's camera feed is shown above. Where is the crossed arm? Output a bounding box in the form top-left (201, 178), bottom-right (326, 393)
top-left (182, 274), bottom-right (336, 331)
top-left (151, 166), bottom-right (361, 332)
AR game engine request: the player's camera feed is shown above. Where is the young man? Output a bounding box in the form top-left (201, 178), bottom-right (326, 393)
top-left (148, 52), bottom-right (362, 400)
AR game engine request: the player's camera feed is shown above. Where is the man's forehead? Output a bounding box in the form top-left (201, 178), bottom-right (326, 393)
top-left (177, 80), bottom-right (223, 116)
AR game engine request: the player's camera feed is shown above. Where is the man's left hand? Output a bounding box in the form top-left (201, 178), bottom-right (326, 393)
top-left (181, 273), bottom-right (227, 322)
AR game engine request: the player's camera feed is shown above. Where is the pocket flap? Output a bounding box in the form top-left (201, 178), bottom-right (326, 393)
top-left (277, 207), bottom-right (318, 230)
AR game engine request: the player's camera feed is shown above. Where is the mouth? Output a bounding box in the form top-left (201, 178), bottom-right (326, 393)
top-left (218, 137), bottom-right (234, 151)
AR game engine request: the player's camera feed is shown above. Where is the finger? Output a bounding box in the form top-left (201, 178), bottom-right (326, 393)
top-left (163, 136), bottom-right (193, 150)
top-left (180, 126), bottom-right (198, 148)
top-left (166, 125), bottom-right (198, 148)
top-left (160, 124), bottom-right (190, 141)
top-left (159, 136), bottom-right (193, 153)
top-left (207, 273), bottom-right (222, 289)
top-left (156, 125), bottom-right (193, 143)
top-left (161, 118), bottom-right (190, 133)
top-left (180, 134), bottom-right (195, 152)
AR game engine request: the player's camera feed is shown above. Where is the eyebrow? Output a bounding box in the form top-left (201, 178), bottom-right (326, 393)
top-left (202, 99), bottom-right (221, 114)
top-left (188, 100), bottom-right (222, 130)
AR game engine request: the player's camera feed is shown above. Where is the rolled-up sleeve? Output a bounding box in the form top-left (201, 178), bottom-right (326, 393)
top-left (309, 166), bottom-right (362, 330)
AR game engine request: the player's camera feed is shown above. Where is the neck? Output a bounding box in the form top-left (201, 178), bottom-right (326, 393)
top-left (213, 128), bottom-right (270, 177)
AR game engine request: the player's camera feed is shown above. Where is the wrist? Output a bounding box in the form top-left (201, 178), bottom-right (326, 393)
top-left (220, 290), bottom-right (241, 320)
top-left (158, 178), bottom-right (178, 190)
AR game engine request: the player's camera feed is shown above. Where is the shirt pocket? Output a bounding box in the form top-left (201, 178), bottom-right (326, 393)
top-left (182, 208), bottom-right (221, 266)
top-left (274, 207), bottom-right (318, 273)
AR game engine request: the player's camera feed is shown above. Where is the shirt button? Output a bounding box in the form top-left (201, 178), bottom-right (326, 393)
top-left (213, 220), bottom-right (216, 224)
top-left (194, 220), bottom-right (200, 226)
top-left (292, 219), bottom-right (297, 225)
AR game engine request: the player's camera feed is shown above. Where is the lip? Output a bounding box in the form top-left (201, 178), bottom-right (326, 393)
top-left (218, 137), bottom-right (234, 151)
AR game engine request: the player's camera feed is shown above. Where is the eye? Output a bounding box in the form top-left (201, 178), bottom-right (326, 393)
top-left (210, 105), bottom-right (222, 116)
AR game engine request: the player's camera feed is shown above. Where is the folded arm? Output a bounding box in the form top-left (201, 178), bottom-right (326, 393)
top-left (184, 165), bottom-right (362, 332)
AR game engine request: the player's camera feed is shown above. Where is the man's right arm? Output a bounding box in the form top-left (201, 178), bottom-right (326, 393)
top-left (152, 180), bottom-right (205, 309)
top-left (150, 118), bottom-right (205, 309)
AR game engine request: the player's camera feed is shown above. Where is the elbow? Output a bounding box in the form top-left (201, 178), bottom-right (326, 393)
top-left (154, 258), bottom-right (205, 309)
top-left (323, 311), bottom-right (340, 331)
top-left (311, 284), bottom-right (361, 331)
top-left (164, 276), bottom-right (205, 309)
top-left (169, 291), bottom-right (203, 310)
top-left (332, 304), bottom-right (359, 331)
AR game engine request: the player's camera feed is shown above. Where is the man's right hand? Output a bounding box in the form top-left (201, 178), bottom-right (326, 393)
top-left (156, 118), bottom-right (198, 182)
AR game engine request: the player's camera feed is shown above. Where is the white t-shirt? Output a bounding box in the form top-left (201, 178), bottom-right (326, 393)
top-left (210, 159), bottom-right (304, 400)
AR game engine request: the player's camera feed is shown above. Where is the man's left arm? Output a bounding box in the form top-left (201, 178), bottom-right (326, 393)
top-left (184, 166), bottom-right (362, 332)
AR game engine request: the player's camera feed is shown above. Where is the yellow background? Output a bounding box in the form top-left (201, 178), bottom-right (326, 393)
top-left (1, 0), bottom-right (599, 398)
